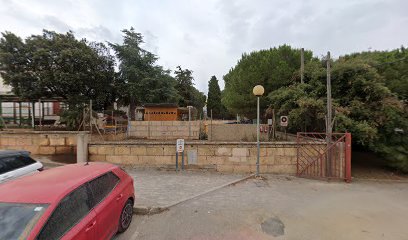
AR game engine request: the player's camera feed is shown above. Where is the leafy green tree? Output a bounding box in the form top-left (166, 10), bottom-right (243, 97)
top-left (222, 45), bottom-right (313, 118)
top-left (207, 76), bottom-right (222, 118)
top-left (190, 87), bottom-right (206, 118)
top-left (0, 32), bottom-right (43, 101)
top-left (110, 28), bottom-right (179, 119)
top-left (343, 47), bottom-right (408, 101)
top-left (269, 57), bottom-right (407, 172)
top-left (174, 66), bottom-right (206, 114)
top-left (174, 66), bottom-right (194, 106)
top-left (0, 30), bottom-right (116, 109)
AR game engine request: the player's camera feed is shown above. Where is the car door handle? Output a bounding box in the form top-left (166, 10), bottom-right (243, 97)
top-left (116, 194), bottom-right (123, 201)
top-left (85, 221), bottom-right (96, 232)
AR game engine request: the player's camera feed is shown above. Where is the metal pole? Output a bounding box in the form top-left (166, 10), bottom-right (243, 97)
top-left (31, 102), bottom-right (35, 129)
top-left (0, 97), bottom-right (2, 129)
top-left (28, 103), bottom-right (31, 126)
top-left (272, 108), bottom-right (276, 140)
top-left (188, 106), bottom-right (191, 139)
top-left (19, 102), bottom-right (22, 126)
top-left (345, 133), bottom-right (352, 183)
top-left (210, 109), bottom-right (213, 141)
top-left (38, 99), bottom-right (42, 127)
top-left (256, 96), bottom-right (260, 176)
top-left (176, 152), bottom-right (179, 171)
top-left (301, 48), bottom-right (305, 84)
top-left (181, 151), bottom-right (185, 170)
top-left (89, 100), bottom-right (92, 134)
top-left (13, 102), bottom-right (16, 124)
top-left (326, 51), bottom-right (332, 177)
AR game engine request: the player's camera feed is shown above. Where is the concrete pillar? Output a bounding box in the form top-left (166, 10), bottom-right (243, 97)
top-left (77, 132), bottom-right (89, 163)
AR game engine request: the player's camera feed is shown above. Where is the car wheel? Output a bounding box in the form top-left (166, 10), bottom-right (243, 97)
top-left (118, 199), bottom-right (133, 233)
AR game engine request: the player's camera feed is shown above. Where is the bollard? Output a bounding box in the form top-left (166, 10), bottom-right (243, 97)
top-left (77, 132), bottom-right (89, 163)
top-left (181, 151), bottom-right (185, 170)
top-left (175, 152), bottom-right (179, 171)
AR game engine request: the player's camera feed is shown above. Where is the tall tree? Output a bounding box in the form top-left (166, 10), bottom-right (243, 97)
top-left (173, 66), bottom-right (206, 117)
top-left (207, 76), bottom-right (222, 118)
top-left (109, 28), bottom-right (179, 119)
top-left (268, 58), bottom-right (407, 172)
top-left (174, 66), bottom-right (194, 106)
top-left (343, 47), bottom-right (408, 102)
top-left (0, 30), bottom-right (116, 109)
top-left (222, 45), bottom-right (313, 118)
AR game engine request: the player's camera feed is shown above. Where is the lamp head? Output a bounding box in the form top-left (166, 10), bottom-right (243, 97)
top-left (253, 85), bottom-right (265, 96)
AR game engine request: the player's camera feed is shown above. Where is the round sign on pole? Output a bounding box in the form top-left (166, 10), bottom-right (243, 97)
top-left (176, 139), bottom-right (185, 153)
top-left (280, 116), bottom-right (288, 127)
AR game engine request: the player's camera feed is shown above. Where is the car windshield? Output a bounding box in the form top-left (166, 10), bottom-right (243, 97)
top-left (0, 202), bottom-right (48, 239)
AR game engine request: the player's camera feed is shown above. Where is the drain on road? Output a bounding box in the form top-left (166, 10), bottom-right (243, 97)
top-left (261, 217), bottom-right (285, 237)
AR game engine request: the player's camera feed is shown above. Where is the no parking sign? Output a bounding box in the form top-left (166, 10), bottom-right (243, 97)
top-left (176, 139), bottom-right (185, 153)
top-left (280, 116), bottom-right (288, 127)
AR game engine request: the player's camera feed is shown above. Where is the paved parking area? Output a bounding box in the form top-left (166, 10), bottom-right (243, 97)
top-left (116, 175), bottom-right (408, 240)
top-left (124, 167), bottom-right (246, 209)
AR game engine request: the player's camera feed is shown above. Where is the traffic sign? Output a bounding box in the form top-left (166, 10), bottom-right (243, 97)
top-left (176, 139), bottom-right (185, 153)
top-left (280, 116), bottom-right (288, 127)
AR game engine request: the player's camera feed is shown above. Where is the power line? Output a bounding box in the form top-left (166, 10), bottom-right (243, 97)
top-left (370, 56), bottom-right (408, 67)
top-left (328, 56), bottom-right (408, 78)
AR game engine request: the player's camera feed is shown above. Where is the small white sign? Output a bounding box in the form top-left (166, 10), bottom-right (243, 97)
top-left (280, 116), bottom-right (288, 127)
top-left (267, 119), bottom-right (273, 125)
top-left (176, 139), bottom-right (185, 153)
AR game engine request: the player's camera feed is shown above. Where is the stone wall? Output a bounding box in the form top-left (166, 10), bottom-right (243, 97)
top-left (0, 131), bottom-right (82, 155)
top-left (128, 121), bottom-right (200, 140)
top-left (208, 124), bottom-right (265, 141)
top-left (208, 124), bottom-right (297, 142)
top-left (89, 141), bottom-right (302, 174)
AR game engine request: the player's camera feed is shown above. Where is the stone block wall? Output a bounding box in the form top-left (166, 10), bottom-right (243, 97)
top-left (0, 131), bottom-right (82, 155)
top-left (89, 142), bottom-right (302, 174)
top-left (208, 124), bottom-right (298, 142)
top-left (128, 121), bottom-right (200, 140)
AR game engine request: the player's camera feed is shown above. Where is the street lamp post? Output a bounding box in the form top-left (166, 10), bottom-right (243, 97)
top-left (253, 85), bottom-right (265, 177)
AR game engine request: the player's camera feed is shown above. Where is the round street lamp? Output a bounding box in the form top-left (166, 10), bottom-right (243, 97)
top-left (253, 85), bottom-right (264, 177)
top-left (253, 85), bottom-right (265, 97)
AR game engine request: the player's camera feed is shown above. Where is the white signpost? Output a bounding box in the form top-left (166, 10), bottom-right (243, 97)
top-left (176, 139), bottom-right (185, 171)
top-left (176, 139), bottom-right (185, 153)
top-left (280, 116), bottom-right (288, 140)
top-left (280, 116), bottom-right (288, 127)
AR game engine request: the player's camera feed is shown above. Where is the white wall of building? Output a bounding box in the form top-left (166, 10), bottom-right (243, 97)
top-left (0, 76), bottom-right (11, 93)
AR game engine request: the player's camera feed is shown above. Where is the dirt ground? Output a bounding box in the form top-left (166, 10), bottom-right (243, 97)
top-left (352, 151), bottom-right (408, 180)
top-left (116, 175), bottom-right (408, 240)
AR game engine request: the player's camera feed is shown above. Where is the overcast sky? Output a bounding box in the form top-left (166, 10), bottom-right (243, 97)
top-left (1, 0), bottom-right (407, 94)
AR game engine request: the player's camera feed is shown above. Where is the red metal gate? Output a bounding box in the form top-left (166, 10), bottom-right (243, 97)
top-left (296, 132), bottom-right (352, 182)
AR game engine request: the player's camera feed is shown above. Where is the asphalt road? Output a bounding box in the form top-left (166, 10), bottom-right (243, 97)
top-left (115, 176), bottom-right (408, 240)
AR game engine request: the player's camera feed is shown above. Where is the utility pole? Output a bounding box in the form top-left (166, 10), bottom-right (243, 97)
top-left (326, 51), bottom-right (332, 177)
top-left (300, 48), bottom-right (305, 84)
top-left (89, 100), bottom-right (92, 142)
top-left (326, 51), bottom-right (332, 134)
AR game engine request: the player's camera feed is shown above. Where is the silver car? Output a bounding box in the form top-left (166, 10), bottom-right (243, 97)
top-left (0, 150), bottom-right (43, 183)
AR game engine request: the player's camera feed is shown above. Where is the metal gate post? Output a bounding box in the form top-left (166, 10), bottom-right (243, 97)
top-left (296, 133), bottom-right (300, 176)
top-left (345, 133), bottom-right (352, 183)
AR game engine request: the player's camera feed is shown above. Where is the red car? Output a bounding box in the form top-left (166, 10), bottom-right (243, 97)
top-left (0, 162), bottom-right (135, 240)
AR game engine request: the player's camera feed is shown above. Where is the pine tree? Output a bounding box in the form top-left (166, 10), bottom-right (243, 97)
top-left (207, 76), bottom-right (222, 118)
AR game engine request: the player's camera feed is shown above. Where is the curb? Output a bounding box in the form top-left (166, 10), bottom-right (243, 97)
top-left (133, 174), bottom-right (255, 215)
